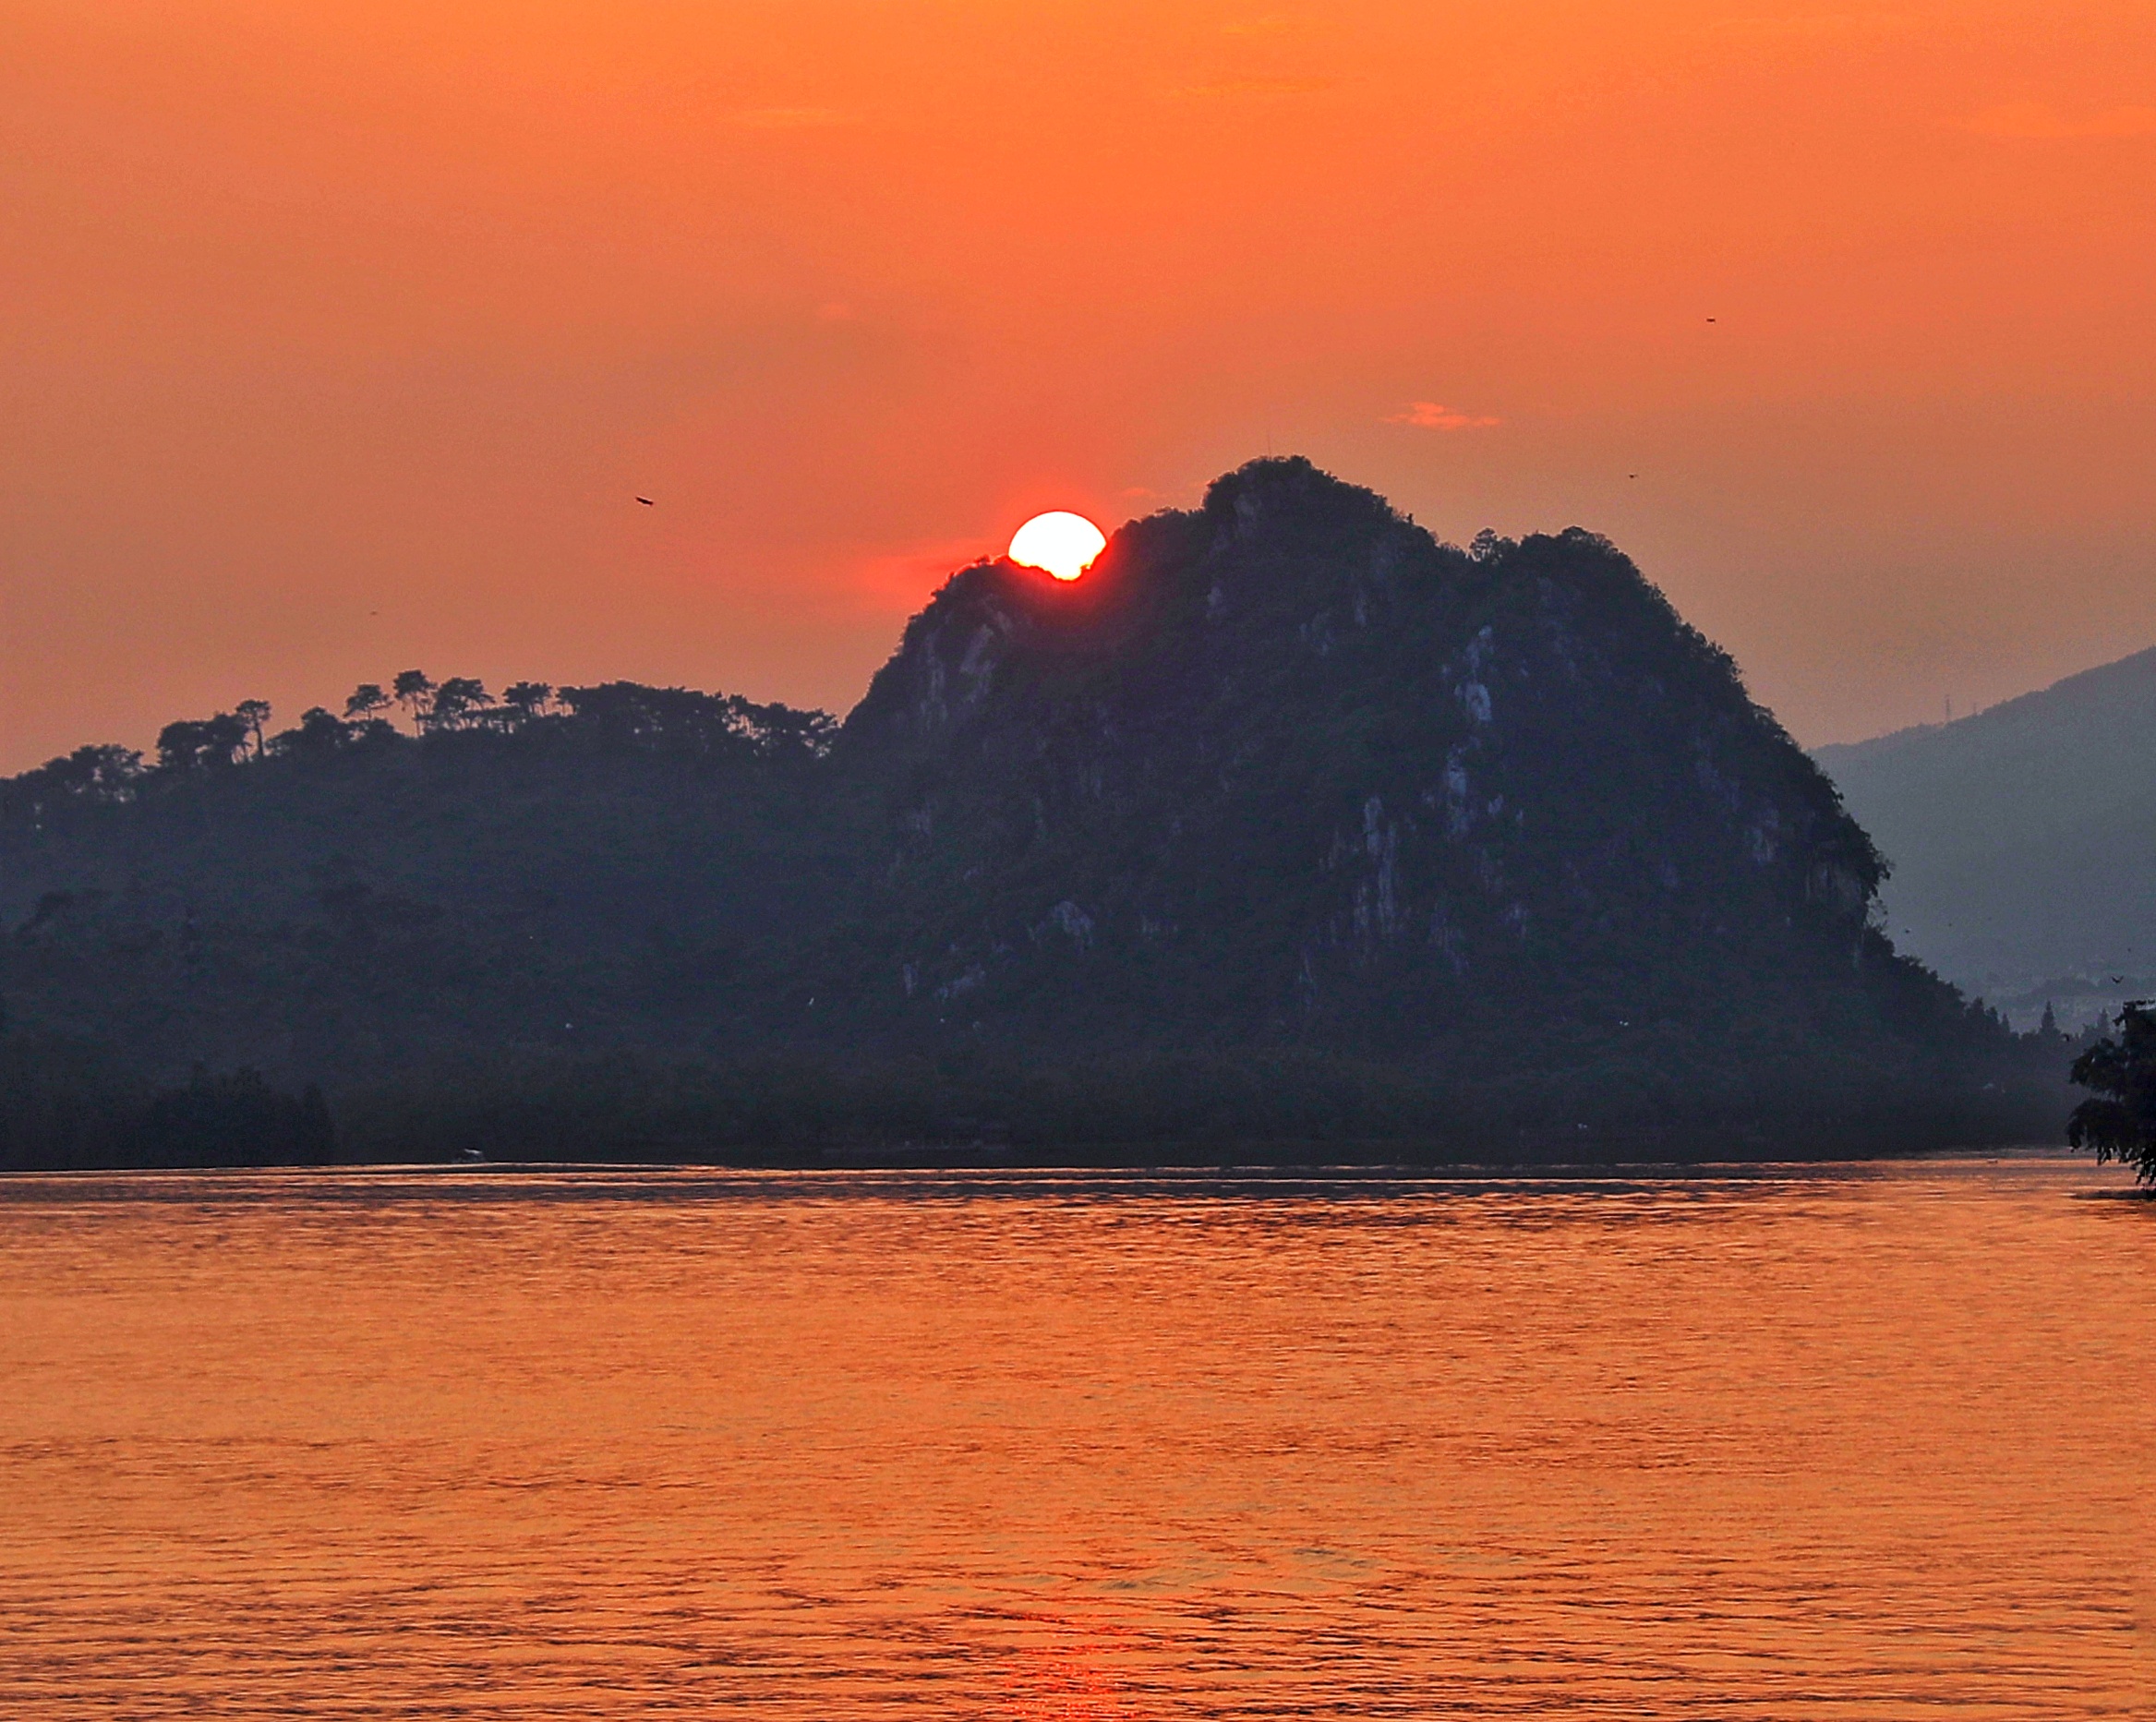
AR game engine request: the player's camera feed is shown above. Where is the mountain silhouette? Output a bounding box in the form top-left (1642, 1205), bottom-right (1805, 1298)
top-left (844, 459), bottom-right (1893, 1046)
top-left (1816, 644), bottom-right (2156, 1030)
top-left (2, 459), bottom-right (2056, 1163)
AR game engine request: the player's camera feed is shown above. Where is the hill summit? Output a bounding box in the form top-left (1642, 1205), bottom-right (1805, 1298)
top-left (841, 457), bottom-right (1889, 1047)
top-left (2, 459), bottom-right (2054, 1162)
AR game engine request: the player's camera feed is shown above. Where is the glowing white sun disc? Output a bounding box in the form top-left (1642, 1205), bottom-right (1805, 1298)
top-left (1009, 511), bottom-right (1106, 582)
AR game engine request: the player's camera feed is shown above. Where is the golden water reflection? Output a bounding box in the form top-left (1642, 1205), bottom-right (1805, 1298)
top-left (1, 1158), bottom-right (2149, 1716)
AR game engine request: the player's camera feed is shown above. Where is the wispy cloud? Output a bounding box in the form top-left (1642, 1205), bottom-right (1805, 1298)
top-left (1387, 402), bottom-right (1500, 431)
top-left (1963, 102), bottom-right (2156, 139)
top-left (731, 106), bottom-right (859, 130)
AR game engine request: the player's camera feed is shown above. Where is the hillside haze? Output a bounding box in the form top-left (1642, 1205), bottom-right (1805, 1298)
top-left (1816, 645), bottom-right (2156, 1031)
top-left (2, 460), bottom-right (2053, 1162)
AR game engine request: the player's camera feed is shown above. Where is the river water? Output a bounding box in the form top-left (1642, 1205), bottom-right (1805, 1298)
top-left (0, 1157), bottom-right (2148, 1718)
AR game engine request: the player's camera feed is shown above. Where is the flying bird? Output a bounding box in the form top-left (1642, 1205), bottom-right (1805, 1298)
top-left (2111, 975), bottom-right (2126, 984)
top-left (636, 496), bottom-right (654, 506)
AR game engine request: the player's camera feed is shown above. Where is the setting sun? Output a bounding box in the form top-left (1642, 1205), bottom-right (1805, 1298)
top-left (1008, 512), bottom-right (1106, 582)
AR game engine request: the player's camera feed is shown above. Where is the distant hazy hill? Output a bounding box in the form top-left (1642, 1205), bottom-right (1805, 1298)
top-left (1815, 646), bottom-right (2156, 1030)
top-left (2, 459), bottom-right (2059, 1162)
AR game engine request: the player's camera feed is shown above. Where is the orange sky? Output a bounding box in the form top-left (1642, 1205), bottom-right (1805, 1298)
top-left (4, 1), bottom-right (2152, 769)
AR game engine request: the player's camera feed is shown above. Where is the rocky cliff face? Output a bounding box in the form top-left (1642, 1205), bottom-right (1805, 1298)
top-left (837, 458), bottom-right (1897, 1065)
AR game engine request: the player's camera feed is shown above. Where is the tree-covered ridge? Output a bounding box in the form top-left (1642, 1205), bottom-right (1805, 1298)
top-left (1, 673), bottom-right (858, 1128)
top-left (0, 459), bottom-right (2072, 1164)
top-left (5, 676), bottom-right (834, 826)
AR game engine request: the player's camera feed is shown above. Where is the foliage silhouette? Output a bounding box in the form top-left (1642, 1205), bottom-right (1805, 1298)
top-left (0, 1027), bottom-right (336, 1171)
top-left (2067, 1002), bottom-right (2156, 1183)
top-left (392, 669), bottom-right (435, 732)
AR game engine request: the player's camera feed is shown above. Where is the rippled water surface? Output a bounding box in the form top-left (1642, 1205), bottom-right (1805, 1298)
top-left (2, 1156), bottom-right (2150, 1717)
